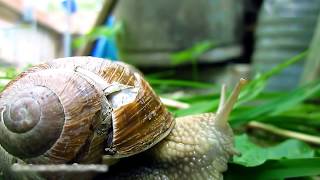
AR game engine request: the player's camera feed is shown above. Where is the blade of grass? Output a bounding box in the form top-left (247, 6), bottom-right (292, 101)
top-left (170, 41), bottom-right (215, 65)
top-left (176, 93), bottom-right (219, 102)
top-left (147, 78), bottom-right (214, 89)
top-left (145, 70), bottom-right (176, 79)
top-left (73, 23), bottom-right (122, 48)
top-left (260, 114), bottom-right (320, 128)
top-left (230, 80), bottom-right (320, 127)
top-left (173, 99), bottom-right (219, 117)
top-left (237, 50), bottom-right (308, 106)
top-left (170, 41), bottom-right (215, 80)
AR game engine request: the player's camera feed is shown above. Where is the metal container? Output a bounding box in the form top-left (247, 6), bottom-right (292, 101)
top-left (114, 0), bottom-right (243, 67)
top-left (252, 0), bottom-right (320, 91)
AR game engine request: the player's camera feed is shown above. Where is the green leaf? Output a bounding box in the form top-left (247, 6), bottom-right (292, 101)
top-left (72, 36), bottom-right (89, 49)
top-left (226, 158), bottom-right (320, 180)
top-left (170, 41), bottom-right (215, 65)
top-left (0, 67), bottom-right (19, 91)
top-left (233, 134), bottom-right (315, 167)
top-left (72, 23), bottom-right (122, 48)
top-left (0, 67), bottom-right (18, 79)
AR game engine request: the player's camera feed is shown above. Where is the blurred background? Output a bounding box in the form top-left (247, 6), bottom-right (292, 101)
top-left (1, 0), bottom-right (320, 179)
top-left (1, 0), bottom-right (320, 92)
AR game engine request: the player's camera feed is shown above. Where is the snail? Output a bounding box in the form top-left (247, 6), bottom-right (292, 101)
top-left (0, 56), bottom-right (174, 179)
top-left (103, 78), bottom-right (245, 180)
top-left (0, 57), bottom-right (245, 180)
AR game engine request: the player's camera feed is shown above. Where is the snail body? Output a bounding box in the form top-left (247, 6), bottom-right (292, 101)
top-left (0, 57), bottom-right (245, 180)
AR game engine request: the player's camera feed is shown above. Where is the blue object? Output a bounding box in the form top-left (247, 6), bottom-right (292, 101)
top-left (61, 0), bottom-right (77, 57)
top-left (62, 0), bottom-right (77, 14)
top-left (22, 6), bottom-right (34, 23)
top-left (91, 16), bottom-right (118, 60)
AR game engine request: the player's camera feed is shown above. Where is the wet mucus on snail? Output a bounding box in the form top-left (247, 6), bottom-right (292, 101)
top-left (0, 57), bottom-right (245, 180)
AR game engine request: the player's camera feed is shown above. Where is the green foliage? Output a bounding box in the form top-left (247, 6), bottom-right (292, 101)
top-left (72, 23), bottom-right (122, 49)
top-left (170, 41), bottom-right (215, 80)
top-left (230, 80), bottom-right (320, 127)
top-left (0, 67), bottom-right (19, 79)
top-left (151, 51), bottom-right (306, 123)
top-left (170, 41), bottom-right (215, 65)
top-left (159, 51), bottom-right (311, 119)
top-left (226, 158), bottom-right (320, 179)
top-left (147, 78), bottom-right (214, 89)
top-left (236, 50), bottom-right (309, 106)
top-left (175, 98), bottom-right (219, 116)
top-left (233, 134), bottom-right (315, 167)
top-left (0, 67), bottom-right (19, 91)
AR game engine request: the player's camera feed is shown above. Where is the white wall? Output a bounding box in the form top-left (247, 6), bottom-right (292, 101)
top-left (0, 24), bottom-right (61, 67)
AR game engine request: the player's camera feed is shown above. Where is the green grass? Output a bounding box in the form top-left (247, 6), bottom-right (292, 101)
top-left (149, 50), bottom-right (320, 179)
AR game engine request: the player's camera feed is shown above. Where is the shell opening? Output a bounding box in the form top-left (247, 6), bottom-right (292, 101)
top-left (103, 86), bottom-right (139, 153)
top-left (75, 67), bottom-right (139, 110)
top-left (107, 87), bottom-right (139, 109)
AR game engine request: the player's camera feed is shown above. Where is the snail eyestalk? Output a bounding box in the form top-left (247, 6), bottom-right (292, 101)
top-left (217, 84), bottom-right (227, 114)
top-left (215, 78), bottom-right (247, 128)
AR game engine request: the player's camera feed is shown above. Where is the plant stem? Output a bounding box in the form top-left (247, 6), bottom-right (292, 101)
top-left (248, 121), bottom-right (320, 145)
top-left (160, 97), bottom-right (190, 109)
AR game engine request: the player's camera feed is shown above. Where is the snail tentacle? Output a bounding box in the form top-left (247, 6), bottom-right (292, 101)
top-left (215, 78), bottom-right (247, 128)
top-left (217, 84), bottom-right (227, 114)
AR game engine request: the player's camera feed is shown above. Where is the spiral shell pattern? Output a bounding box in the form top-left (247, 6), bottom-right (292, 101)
top-left (0, 57), bottom-right (174, 164)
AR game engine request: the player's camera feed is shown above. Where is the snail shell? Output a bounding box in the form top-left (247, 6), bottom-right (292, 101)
top-left (0, 57), bottom-right (174, 165)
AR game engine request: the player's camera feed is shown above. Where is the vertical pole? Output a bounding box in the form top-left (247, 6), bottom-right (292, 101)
top-left (63, 0), bottom-right (72, 57)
